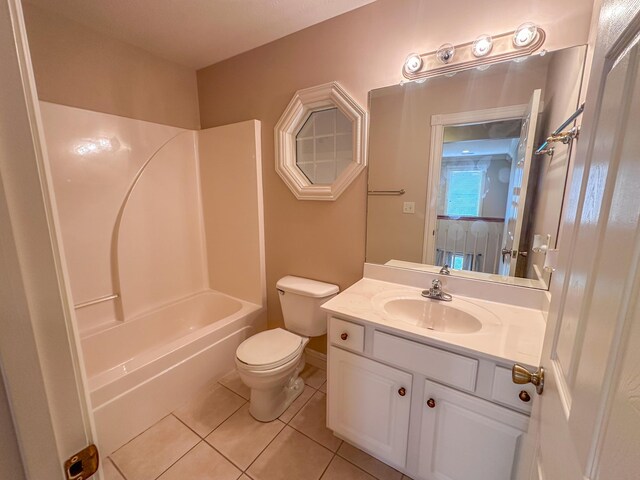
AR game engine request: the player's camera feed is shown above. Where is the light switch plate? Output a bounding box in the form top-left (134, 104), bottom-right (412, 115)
top-left (403, 202), bottom-right (415, 214)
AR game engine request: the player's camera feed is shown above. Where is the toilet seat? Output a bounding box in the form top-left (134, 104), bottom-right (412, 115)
top-left (236, 328), bottom-right (305, 371)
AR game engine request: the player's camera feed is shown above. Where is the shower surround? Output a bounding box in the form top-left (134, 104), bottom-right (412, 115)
top-left (39, 102), bottom-right (266, 454)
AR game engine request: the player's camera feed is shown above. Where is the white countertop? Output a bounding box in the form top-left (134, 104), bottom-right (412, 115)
top-left (321, 278), bottom-right (545, 367)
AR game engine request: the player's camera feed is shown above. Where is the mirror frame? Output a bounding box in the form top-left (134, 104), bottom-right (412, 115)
top-left (275, 82), bottom-right (367, 201)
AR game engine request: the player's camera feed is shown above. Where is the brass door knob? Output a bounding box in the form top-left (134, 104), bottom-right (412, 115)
top-left (512, 364), bottom-right (545, 395)
top-left (398, 387), bottom-right (406, 397)
top-left (426, 398), bottom-right (436, 408)
top-left (519, 390), bottom-right (531, 402)
top-left (340, 333), bottom-right (348, 340)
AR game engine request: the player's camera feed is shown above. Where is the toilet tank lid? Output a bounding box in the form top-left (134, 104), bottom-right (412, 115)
top-left (276, 276), bottom-right (339, 298)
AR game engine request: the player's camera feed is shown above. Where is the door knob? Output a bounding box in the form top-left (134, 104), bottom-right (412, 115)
top-left (512, 364), bottom-right (544, 395)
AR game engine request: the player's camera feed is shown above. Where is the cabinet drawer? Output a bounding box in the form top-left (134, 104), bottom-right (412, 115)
top-left (329, 317), bottom-right (365, 353)
top-left (373, 331), bottom-right (478, 392)
top-left (491, 366), bottom-right (535, 414)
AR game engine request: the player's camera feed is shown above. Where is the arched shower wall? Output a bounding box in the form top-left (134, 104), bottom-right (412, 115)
top-left (113, 131), bottom-right (208, 321)
top-left (40, 102), bottom-right (207, 333)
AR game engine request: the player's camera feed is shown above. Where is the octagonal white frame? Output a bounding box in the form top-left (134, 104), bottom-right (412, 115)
top-left (275, 82), bottom-right (368, 201)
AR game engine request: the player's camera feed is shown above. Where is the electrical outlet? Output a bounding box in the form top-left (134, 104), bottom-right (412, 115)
top-left (403, 202), bottom-right (415, 214)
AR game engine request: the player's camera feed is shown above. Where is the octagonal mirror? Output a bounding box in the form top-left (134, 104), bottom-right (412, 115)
top-left (275, 82), bottom-right (367, 200)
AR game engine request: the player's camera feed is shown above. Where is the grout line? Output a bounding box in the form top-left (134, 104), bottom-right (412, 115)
top-left (217, 381), bottom-right (250, 401)
top-left (151, 440), bottom-right (203, 480)
top-left (318, 452), bottom-right (337, 480)
top-left (106, 456), bottom-right (128, 480)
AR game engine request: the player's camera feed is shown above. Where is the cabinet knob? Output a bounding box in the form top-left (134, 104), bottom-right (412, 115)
top-left (398, 387), bottom-right (406, 397)
top-left (519, 390), bottom-right (531, 402)
top-left (426, 398), bottom-right (436, 408)
top-left (340, 332), bottom-right (348, 341)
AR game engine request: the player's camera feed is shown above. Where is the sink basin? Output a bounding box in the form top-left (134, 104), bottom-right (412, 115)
top-left (382, 298), bottom-right (482, 333)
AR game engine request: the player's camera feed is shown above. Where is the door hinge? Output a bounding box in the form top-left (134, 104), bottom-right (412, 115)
top-left (64, 444), bottom-right (99, 480)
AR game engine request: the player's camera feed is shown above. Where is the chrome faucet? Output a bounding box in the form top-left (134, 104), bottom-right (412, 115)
top-left (421, 279), bottom-right (453, 302)
top-left (439, 264), bottom-right (451, 275)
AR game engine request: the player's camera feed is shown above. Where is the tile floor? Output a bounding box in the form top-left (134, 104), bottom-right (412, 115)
top-left (105, 364), bottom-right (414, 480)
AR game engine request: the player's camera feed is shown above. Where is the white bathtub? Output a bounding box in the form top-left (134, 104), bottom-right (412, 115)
top-left (82, 290), bottom-right (265, 455)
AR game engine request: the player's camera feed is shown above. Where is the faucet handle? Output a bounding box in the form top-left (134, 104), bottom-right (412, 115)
top-left (431, 279), bottom-right (442, 289)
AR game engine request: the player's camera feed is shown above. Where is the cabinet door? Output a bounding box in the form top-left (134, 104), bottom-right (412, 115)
top-left (328, 346), bottom-right (412, 468)
top-left (419, 380), bottom-right (529, 480)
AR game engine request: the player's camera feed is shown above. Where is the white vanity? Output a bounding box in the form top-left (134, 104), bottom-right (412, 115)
top-left (322, 265), bottom-right (546, 480)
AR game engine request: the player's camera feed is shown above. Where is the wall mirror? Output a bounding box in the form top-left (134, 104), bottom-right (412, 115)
top-left (276, 82), bottom-right (367, 201)
top-left (366, 45), bottom-right (587, 289)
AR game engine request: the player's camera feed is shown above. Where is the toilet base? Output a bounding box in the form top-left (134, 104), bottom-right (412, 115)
top-left (247, 361), bottom-right (306, 422)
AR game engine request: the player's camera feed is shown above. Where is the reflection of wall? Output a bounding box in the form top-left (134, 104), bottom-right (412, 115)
top-left (23, 2), bottom-right (200, 129)
top-left (366, 57), bottom-right (550, 265)
top-left (524, 47), bottom-right (587, 281)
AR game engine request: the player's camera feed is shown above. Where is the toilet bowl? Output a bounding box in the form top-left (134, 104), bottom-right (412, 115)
top-left (235, 276), bottom-right (339, 422)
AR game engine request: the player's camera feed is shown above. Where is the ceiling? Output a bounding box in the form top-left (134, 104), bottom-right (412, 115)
top-left (442, 138), bottom-right (520, 158)
top-left (25, 0), bottom-right (377, 69)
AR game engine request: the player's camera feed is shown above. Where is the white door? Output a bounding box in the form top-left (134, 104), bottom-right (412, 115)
top-left (418, 381), bottom-right (528, 480)
top-left (499, 89), bottom-right (541, 276)
top-left (327, 347), bottom-right (412, 469)
top-left (519, 3), bottom-right (640, 479)
top-left (0, 1), bottom-right (98, 479)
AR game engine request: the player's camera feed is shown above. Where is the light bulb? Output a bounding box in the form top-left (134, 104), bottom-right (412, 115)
top-left (404, 53), bottom-right (423, 74)
top-left (472, 34), bottom-right (493, 57)
top-left (436, 44), bottom-right (455, 64)
top-left (513, 22), bottom-right (538, 48)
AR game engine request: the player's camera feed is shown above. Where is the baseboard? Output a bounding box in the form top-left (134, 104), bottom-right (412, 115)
top-left (304, 348), bottom-right (327, 370)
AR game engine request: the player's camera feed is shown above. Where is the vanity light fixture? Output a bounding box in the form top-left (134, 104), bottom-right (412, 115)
top-left (401, 23), bottom-right (545, 81)
top-left (404, 53), bottom-right (423, 74)
top-left (436, 43), bottom-right (455, 64)
top-left (513, 23), bottom-right (539, 48)
top-left (472, 34), bottom-right (493, 57)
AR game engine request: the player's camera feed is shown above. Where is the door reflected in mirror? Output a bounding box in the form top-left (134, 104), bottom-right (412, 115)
top-left (366, 46), bottom-right (587, 289)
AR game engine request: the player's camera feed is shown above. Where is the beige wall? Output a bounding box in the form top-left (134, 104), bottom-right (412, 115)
top-left (22, 2), bottom-right (200, 129)
top-left (196, 0), bottom-right (594, 353)
top-left (199, 121), bottom-right (266, 307)
top-left (0, 374), bottom-right (26, 480)
top-left (367, 58), bottom-right (550, 265)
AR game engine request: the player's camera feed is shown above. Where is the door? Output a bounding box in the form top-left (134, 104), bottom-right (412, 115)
top-left (0, 1), bottom-right (98, 479)
top-left (418, 381), bottom-right (528, 480)
top-left (519, 3), bottom-right (640, 479)
top-left (499, 89), bottom-right (541, 276)
top-left (327, 347), bottom-right (412, 469)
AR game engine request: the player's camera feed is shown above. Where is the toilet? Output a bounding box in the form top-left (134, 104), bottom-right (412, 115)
top-left (235, 275), bottom-right (339, 421)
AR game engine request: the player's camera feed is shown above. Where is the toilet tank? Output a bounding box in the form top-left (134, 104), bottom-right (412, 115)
top-left (276, 276), bottom-right (339, 337)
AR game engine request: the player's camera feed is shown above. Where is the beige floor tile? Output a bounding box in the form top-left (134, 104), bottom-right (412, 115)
top-left (206, 404), bottom-right (285, 470)
top-left (401, 476), bottom-right (415, 480)
top-left (300, 364), bottom-right (327, 389)
top-left (247, 426), bottom-right (333, 480)
top-left (239, 476), bottom-right (252, 480)
top-left (337, 442), bottom-right (403, 480)
top-left (219, 369), bottom-right (251, 400)
top-left (157, 441), bottom-right (241, 480)
top-left (173, 383), bottom-right (245, 437)
top-left (290, 391), bottom-right (342, 451)
top-left (111, 415), bottom-right (199, 480)
top-left (319, 381), bottom-right (327, 393)
top-left (279, 386), bottom-right (314, 423)
top-left (321, 456), bottom-right (376, 480)
top-left (103, 458), bottom-right (125, 480)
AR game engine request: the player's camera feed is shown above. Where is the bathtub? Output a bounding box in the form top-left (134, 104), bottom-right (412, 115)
top-left (82, 290), bottom-right (265, 455)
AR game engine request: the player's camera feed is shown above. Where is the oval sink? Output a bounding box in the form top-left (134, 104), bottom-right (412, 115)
top-left (382, 298), bottom-right (482, 334)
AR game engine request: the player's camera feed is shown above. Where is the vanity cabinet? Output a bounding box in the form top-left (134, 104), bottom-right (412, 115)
top-left (327, 346), bottom-right (412, 468)
top-left (419, 380), bottom-right (529, 480)
top-left (327, 316), bottom-right (532, 480)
